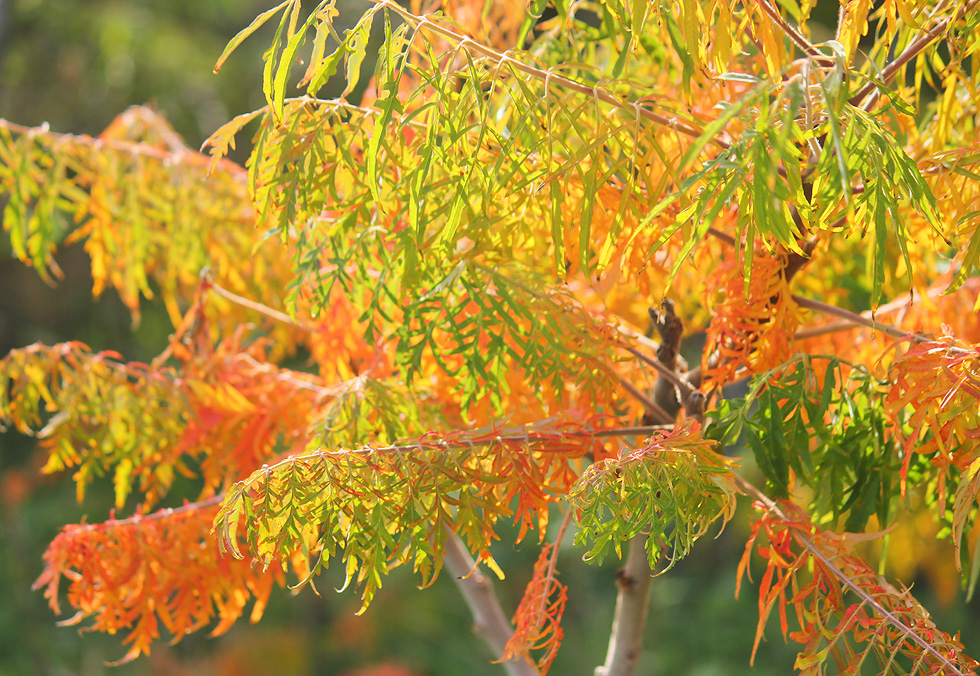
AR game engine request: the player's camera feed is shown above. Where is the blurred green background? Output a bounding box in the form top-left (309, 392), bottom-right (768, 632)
top-left (0, 1), bottom-right (976, 675)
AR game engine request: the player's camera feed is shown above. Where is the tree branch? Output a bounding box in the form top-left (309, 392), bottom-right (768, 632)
top-left (66, 497), bottom-right (224, 533)
top-left (792, 294), bottom-right (911, 340)
top-left (443, 531), bottom-right (538, 676)
top-left (706, 226), bottom-right (736, 246)
top-left (209, 279), bottom-right (314, 331)
top-left (624, 346), bottom-right (695, 404)
top-left (792, 320), bottom-right (855, 340)
top-left (850, 0), bottom-right (979, 111)
top-left (594, 533), bottom-right (654, 676)
top-left (791, 293), bottom-right (973, 355)
top-left (793, 281), bottom-right (961, 340)
top-left (248, 421), bottom-right (676, 478)
top-left (610, 370), bottom-right (677, 425)
top-left (0, 117), bottom-right (246, 177)
top-left (751, 0), bottom-right (818, 57)
top-left (616, 323), bottom-right (670, 355)
top-left (596, 301), bottom-right (688, 676)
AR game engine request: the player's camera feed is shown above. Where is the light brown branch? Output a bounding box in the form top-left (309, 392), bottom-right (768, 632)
top-left (0, 117), bottom-right (246, 177)
top-left (792, 294), bottom-right (911, 340)
top-left (596, 303), bottom-right (689, 675)
top-left (706, 226), bottom-right (736, 246)
top-left (792, 320), bottom-right (855, 341)
top-left (209, 279), bottom-right (314, 331)
top-left (794, 291), bottom-right (923, 340)
top-left (593, 425), bottom-right (675, 438)
top-left (615, 324), bottom-right (667, 355)
top-left (594, 533), bottom-right (654, 676)
top-left (69, 496), bottom-right (224, 532)
top-left (443, 531), bottom-right (538, 676)
top-left (251, 422), bottom-right (675, 477)
top-left (612, 372), bottom-right (676, 425)
top-left (792, 293), bottom-right (973, 354)
top-left (793, 291), bottom-right (976, 355)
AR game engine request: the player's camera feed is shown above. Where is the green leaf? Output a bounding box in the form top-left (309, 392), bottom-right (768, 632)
top-left (342, 15), bottom-right (373, 98)
top-left (273, 6), bottom-right (324, 117)
top-left (951, 212), bottom-right (980, 289)
top-left (263, 0), bottom-right (299, 123)
top-left (214, 0), bottom-right (293, 74)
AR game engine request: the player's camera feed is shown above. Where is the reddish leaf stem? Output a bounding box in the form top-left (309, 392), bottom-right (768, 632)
top-left (240, 422), bottom-right (676, 479)
top-left (69, 496), bottom-right (224, 532)
top-left (751, 0), bottom-right (818, 57)
top-left (0, 118), bottom-right (245, 177)
top-left (536, 508), bottom-right (575, 631)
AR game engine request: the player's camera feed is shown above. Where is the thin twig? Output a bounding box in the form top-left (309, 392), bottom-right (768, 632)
top-left (793, 282), bottom-right (959, 340)
top-left (244, 422), bottom-right (676, 477)
top-left (443, 530), bottom-right (538, 676)
top-left (68, 496), bottom-right (224, 532)
top-left (611, 371), bottom-right (676, 425)
top-left (706, 226), bottom-right (736, 246)
top-left (537, 508), bottom-right (575, 624)
top-left (594, 425), bottom-right (674, 438)
top-left (792, 293), bottom-right (974, 355)
top-left (624, 346), bottom-right (695, 402)
top-left (238, 353), bottom-right (350, 398)
top-left (0, 118), bottom-right (246, 177)
top-left (210, 280), bottom-right (314, 331)
top-left (751, 0), bottom-right (818, 57)
top-left (792, 294), bottom-right (911, 340)
top-left (793, 320), bottom-right (855, 340)
top-left (616, 324), bottom-right (667, 355)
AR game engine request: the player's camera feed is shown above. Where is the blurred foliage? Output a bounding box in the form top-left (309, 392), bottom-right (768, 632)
top-left (0, 0), bottom-right (272, 143)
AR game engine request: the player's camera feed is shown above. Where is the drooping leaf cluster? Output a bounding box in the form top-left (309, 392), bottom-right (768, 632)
top-left (33, 500), bottom-right (305, 666)
top-left (708, 355), bottom-right (902, 532)
top-left (499, 542), bottom-right (567, 675)
top-left (570, 420), bottom-right (738, 571)
top-left (739, 500), bottom-right (980, 676)
top-left (0, 108), bottom-right (271, 324)
top-left (212, 418), bottom-right (727, 607)
top-left (0, 311), bottom-right (325, 511)
top-left (701, 249), bottom-right (804, 385)
top-left (885, 339), bottom-right (980, 564)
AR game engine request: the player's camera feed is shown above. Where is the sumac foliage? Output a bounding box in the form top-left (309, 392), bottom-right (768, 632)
top-left (3, 0), bottom-right (980, 674)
